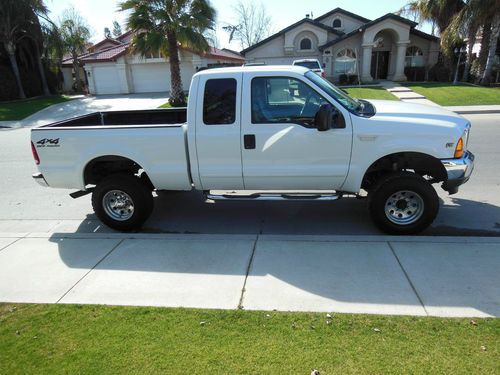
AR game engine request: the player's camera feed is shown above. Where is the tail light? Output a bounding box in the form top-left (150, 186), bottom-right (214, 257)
top-left (31, 141), bottom-right (40, 165)
top-left (321, 71), bottom-right (326, 78)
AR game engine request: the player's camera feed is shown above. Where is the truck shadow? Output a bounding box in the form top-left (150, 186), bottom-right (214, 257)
top-left (47, 193), bottom-right (500, 316)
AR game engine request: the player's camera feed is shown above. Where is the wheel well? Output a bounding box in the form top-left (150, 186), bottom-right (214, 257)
top-left (361, 152), bottom-right (447, 191)
top-left (83, 155), bottom-right (155, 190)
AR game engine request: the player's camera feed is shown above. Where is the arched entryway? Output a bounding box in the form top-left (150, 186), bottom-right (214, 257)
top-left (361, 23), bottom-right (411, 82)
top-left (370, 29), bottom-right (398, 80)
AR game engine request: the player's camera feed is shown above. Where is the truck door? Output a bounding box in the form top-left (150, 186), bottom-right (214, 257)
top-left (240, 72), bottom-right (352, 190)
top-left (195, 72), bottom-right (244, 189)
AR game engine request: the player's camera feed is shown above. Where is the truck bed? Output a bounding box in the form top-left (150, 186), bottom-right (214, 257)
top-left (31, 108), bottom-right (192, 191)
top-left (41, 108), bottom-right (187, 128)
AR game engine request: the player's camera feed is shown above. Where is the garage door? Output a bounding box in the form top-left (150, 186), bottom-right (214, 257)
top-left (131, 64), bottom-right (171, 93)
top-left (92, 66), bottom-right (121, 95)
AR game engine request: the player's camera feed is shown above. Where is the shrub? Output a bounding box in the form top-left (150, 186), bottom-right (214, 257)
top-left (428, 63), bottom-right (451, 82)
top-left (348, 75), bottom-right (359, 85)
top-left (338, 74), bottom-right (348, 85)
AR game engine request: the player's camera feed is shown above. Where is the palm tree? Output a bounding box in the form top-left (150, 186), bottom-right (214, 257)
top-left (0, 0), bottom-right (58, 99)
top-left (400, 0), bottom-right (465, 80)
top-left (400, 0), bottom-right (464, 36)
top-left (59, 7), bottom-right (91, 93)
top-left (482, 17), bottom-right (500, 84)
top-left (120, 0), bottom-right (216, 107)
top-left (434, 0), bottom-right (500, 83)
top-left (0, 0), bottom-right (30, 99)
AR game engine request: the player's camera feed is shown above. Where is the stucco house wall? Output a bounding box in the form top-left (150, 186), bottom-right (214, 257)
top-left (241, 7), bottom-right (441, 83)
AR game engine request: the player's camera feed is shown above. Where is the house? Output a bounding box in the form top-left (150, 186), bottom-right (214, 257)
top-left (62, 31), bottom-right (244, 95)
top-left (241, 8), bottom-right (440, 82)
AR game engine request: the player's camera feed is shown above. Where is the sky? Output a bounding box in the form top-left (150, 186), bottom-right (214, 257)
top-left (45, 0), bottom-right (431, 50)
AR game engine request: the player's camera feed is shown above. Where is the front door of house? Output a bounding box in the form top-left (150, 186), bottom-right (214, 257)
top-left (371, 51), bottom-right (390, 80)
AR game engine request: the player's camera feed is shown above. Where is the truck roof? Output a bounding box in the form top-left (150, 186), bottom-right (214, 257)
top-left (194, 65), bottom-right (310, 77)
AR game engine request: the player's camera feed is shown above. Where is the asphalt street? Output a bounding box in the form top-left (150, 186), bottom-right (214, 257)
top-left (0, 114), bottom-right (499, 236)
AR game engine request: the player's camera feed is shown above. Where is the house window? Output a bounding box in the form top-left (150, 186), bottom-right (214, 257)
top-left (332, 18), bottom-right (342, 28)
top-left (405, 46), bottom-right (425, 67)
top-left (300, 38), bottom-right (312, 50)
top-left (203, 78), bottom-right (237, 125)
top-left (335, 48), bottom-right (357, 74)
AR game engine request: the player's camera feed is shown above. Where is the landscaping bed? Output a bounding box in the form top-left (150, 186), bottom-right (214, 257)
top-left (0, 96), bottom-right (72, 121)
top-left (0, 303), bottom-right (497, 374)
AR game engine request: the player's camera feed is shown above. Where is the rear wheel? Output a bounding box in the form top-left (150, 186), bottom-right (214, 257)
top-left (92, 173), bottom-right (153, 231)
top-left (369, 172), bottom-right (439, 235)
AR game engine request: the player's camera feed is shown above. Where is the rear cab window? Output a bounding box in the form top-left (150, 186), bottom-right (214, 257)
top-left (203, 78), bottom-right (237, 125)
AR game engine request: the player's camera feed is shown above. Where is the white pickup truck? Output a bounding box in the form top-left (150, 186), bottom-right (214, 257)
top-left (31, 66), bottom-right (474, 234)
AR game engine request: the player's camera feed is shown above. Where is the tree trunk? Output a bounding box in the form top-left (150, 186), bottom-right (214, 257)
top-left (5, 42), bottom-right (26, 99)
top-left (35, 44), bottom-right (50, 96)
top-left (477, 22), bottom-right (492, 81)
top-left (166, 31), bottom-right (186, 107)
top-left (462, 29), bottom-right (476, 82)
top-left (73, 51), bottom-right (82, 93)
top-left (482, 19), bottom-right (500, 85)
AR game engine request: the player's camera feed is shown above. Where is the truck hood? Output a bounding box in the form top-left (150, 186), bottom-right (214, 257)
top-left (365, 99), bottom-right (469, 131)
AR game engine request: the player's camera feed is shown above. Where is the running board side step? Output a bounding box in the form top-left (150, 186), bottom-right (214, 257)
top-left (206, 192), bottom-right (342, 201)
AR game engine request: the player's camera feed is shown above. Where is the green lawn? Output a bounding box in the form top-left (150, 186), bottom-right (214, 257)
top-left (405, 83), bottom-right (500, 106)
top-left (158, 102), bottom-right (172, 108)
top-left (342, 86), bottom-right (399, 101)
top-left (1, 304), bottom-right (498, 374)
top-left (0, 96), bottom-right (72, 121)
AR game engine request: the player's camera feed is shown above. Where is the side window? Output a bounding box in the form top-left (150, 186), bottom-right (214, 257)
top-left (251, 77), bottom-right (329, 127)
top-left (203, 78), bottom-right (237, 125)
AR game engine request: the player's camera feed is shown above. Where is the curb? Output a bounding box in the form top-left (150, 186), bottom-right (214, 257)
top-left (450, 109), bottom-right (500, 115)
top-left (2, 232), bottom-right (500, 243)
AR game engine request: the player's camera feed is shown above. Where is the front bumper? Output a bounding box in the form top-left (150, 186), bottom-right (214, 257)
top-left (32, 172), bottom-right (49, 187)
top-left (441, 151), bottom-right (475, 194)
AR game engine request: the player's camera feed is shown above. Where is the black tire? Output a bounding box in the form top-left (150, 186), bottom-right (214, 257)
top-left (368, 172), bottom-right (439, 235)
top-left (92, 173), bottom-right (153, 231)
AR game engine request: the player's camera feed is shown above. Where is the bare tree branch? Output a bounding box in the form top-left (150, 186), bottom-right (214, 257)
top-left (223, 1), bottom-right (272, 49)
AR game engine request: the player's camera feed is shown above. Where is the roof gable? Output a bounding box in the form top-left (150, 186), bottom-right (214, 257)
top-left (241, 18), bottom-right (342, 55)
top-left (319, 13), bottom-right (419, 50)
top-left (315, 7), bottom-right (370, 24)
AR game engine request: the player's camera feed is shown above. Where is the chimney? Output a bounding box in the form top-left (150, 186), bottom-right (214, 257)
top-left (305, 14), bottom-right (310, 19)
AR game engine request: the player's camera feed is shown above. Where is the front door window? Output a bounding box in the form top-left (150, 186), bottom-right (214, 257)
top-left (371, 51), bottom-right (390, 80)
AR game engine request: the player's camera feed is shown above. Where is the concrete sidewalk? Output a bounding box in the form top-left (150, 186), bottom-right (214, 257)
top-left (0, 232), bottom-right (498, 318)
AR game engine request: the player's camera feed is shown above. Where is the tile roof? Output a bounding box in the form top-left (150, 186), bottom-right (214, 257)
top-left (62, 44), bottom-right (128, 66)
top-left (62, 39), bottom-right (244, 66)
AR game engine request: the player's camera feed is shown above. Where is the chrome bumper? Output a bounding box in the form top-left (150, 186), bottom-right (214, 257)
top-left (32, 172), bottom-right (49, 187)
top-left (441, 151), bottom-right (475, 194)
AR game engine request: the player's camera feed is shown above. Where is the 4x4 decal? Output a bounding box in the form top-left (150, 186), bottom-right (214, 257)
top-left (36, 138), bottom-right (60, 147)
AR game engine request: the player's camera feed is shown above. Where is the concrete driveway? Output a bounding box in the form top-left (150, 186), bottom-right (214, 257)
top-left (13, 92), bottom-right (169, 128)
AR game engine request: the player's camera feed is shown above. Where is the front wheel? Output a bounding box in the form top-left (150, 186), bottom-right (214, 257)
top-left (92, 173), bottom-right (153, 232)
top-left (369, 172), bottom-right (439, 235)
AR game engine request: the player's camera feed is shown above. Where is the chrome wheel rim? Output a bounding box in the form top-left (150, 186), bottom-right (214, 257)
top-left (384, 190), bottom-right (424, 225)
top-left (102, 190), bottom-right (134, 221)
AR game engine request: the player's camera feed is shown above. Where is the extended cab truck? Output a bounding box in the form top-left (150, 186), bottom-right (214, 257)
top-left (31, 66), bottom-right (474, 234)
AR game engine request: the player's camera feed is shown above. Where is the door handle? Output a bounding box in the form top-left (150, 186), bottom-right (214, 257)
top-left (244, 134), bottom-right (256, 149)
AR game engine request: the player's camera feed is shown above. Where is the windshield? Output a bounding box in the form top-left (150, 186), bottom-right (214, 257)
top-left (305, 71), bottom-right (361, 112)
top-left (294, 61), bottom-right (321, 70)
